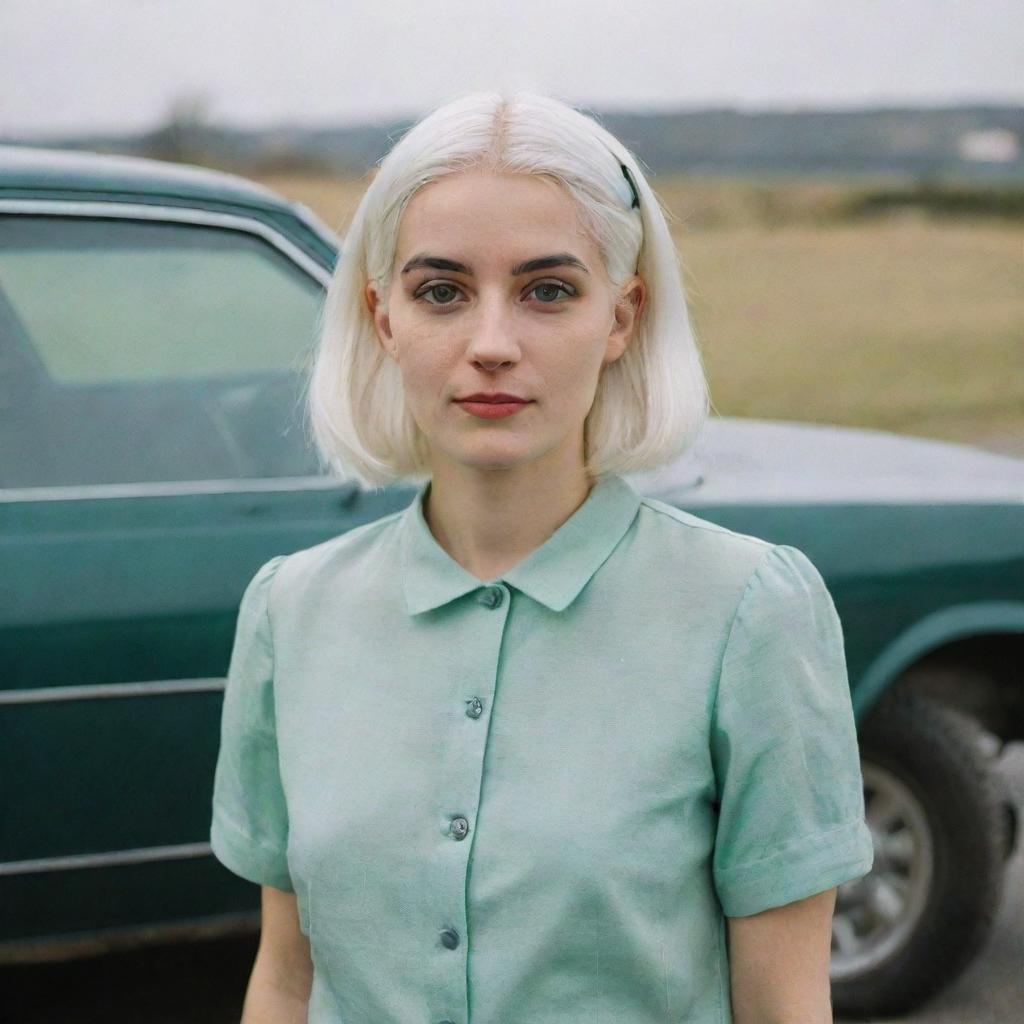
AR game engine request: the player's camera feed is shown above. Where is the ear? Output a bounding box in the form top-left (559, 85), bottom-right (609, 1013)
top-left (603, 275), bottom-right (646, 366)
top-left (365, 280), bottom-right (395, 358)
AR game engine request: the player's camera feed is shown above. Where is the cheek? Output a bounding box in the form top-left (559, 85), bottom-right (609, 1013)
top-left (399, 354), bottom-right (450, 404)
top-left (390, 321), bottom-right (456, 384)
top-left (536, 317), bottom-right (611, 391)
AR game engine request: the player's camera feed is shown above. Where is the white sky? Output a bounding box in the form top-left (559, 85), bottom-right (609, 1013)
top-left (2, 0), bottom-right (1022, 138)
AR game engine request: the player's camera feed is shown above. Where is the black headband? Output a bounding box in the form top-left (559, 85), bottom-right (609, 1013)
top-left (620, 163), bottom-right (641, 210)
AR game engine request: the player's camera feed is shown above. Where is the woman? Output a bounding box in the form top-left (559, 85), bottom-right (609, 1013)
top-left (210, 91), bottom-right (874, 1024)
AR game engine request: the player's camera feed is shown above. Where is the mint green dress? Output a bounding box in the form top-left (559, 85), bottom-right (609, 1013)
top-left (211, 472), bottom-right (873, 1023)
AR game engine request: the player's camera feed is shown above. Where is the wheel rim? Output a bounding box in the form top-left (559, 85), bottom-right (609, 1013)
top-left (830, 761), bottom-right (935, 981)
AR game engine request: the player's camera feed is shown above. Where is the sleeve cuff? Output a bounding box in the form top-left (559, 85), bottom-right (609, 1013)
top-left (715, 816), bottom-right (875, 917)
top-left (210, 810), bottom-right (295, 892)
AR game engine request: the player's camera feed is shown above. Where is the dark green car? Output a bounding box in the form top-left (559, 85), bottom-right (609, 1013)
top-left (1, 145), bottom-right (1021, 1017)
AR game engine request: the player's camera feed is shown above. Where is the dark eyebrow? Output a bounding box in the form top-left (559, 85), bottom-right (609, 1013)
top-left (512, 254), bottom-right (590, 276)
top-left (399, 252), bottom-right (590, 276)
top-left (400, 255), bottom-right (471, 275)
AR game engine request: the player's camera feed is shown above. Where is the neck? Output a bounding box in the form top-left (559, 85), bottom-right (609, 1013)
top-left (423, 450), bottom-right (595, 584)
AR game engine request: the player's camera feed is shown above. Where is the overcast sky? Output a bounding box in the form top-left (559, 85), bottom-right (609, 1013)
top-left (2, 0), bottom-right (1022, 138)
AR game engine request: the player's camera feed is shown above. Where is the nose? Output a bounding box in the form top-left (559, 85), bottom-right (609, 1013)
top-left (465, 296), bottom-right (521, 371)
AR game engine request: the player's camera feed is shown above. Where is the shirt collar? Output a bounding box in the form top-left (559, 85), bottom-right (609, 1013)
top-left (398, 473), bottom-right (642, 616)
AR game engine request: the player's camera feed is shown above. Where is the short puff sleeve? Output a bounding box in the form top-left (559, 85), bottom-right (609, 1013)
top-left (710, 543), bottom-right (874, 917)
top-left (210, 555), bottom-right (294, 892)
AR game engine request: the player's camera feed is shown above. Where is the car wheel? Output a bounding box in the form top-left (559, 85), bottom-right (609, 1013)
top-left (829, 690), bottom-right (1008, 1017)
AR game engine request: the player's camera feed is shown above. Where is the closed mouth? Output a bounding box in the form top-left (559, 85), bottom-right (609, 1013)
top-left (455, 394), bottom-right (531, 404)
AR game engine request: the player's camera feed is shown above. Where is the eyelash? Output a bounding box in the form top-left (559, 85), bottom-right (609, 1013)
top-left (414, 279), bottom-right (577, 309)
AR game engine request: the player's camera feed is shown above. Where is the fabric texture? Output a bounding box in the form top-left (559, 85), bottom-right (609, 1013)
top-left (210, 472), bottom-right (874, 1024)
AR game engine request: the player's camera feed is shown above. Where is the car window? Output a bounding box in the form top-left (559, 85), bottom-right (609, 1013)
top-left (0, 214), bottom-right (326, 488)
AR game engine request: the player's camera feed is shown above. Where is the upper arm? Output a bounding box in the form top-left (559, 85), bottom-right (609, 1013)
top-left (210, 556), bottom-right (295, 892)
top-left (709, 544), bottom-right (874, 918)
top-left (726, 886), bottom-right (837, 1024)
top-left (253, 884), bottom-right (314, 1002)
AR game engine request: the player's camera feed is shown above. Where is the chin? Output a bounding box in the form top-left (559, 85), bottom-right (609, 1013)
top-left (459, 452), bottom-right (537, 472)
top-left (439, 439), bottom-right (544, 472)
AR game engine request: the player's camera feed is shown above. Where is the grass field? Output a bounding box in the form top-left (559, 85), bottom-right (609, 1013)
top-left (252, 171), bottom-right (1024, 456)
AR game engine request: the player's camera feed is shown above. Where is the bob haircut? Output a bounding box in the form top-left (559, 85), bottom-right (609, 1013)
top-left (307, 90), bottom-right (709, 488)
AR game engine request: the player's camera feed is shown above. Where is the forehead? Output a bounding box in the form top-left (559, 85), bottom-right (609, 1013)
top-left (394, 170), bottom-right (597, 265)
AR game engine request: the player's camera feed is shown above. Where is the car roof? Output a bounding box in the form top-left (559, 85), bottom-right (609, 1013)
top-left (0, 144), bottom-right (340, 268)
top-left (0, 144), bottom-right (294, 212)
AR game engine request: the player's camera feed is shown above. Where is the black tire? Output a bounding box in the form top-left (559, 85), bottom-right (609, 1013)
top-left (830, 691), bottom-right (1008, 1018)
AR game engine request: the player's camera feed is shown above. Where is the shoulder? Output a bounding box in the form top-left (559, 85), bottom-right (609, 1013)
top-left (636, 493), bottom-right (770, 549)
top-left (264, 507), bottom-right (407, 612)
top-left (632, 493), bottom-right (774, 581)
top-left (626, 492), bottom-right (830, 613)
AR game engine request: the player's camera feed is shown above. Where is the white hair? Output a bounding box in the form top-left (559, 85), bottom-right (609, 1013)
top-left (306, 89), bottom-right (709, 487)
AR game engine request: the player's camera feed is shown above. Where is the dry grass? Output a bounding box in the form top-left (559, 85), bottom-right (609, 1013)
top-left (680, 221), bottom-right (1024, 446)
top-left (252, 171), bottom-right (1024, 455)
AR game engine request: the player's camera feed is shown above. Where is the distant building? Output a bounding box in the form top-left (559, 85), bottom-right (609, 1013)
top-left (957, 128), bottom-right (1021, 163)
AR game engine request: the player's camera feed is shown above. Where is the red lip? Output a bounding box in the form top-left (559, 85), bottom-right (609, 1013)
top-left (455, 393), bottom-right (533, 420)
top-left (455, 392), bottom-right (530, 404)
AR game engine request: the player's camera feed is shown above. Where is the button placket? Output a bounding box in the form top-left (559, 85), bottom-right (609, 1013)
top-left (432, 581), bottom-right (510, 1023)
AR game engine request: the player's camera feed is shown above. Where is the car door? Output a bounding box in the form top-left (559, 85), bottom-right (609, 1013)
top-left (0, 205), bottom-right (410, 957)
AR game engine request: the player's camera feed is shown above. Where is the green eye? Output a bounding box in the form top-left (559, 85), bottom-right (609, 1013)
top-left (421, 283), bottom-right (461, 305)
top-left (530, 281), bottom-right (575, 303)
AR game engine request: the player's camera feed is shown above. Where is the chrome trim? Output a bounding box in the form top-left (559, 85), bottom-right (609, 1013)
top-left (0, 198), bottom-right (330, 285)
top-left (0, 475), bottom-right (361, 503)
top-left (0, 842), bottom-right (213, 877)
top-left (290, 197), bottom-right (342, 250)
top-left (0, 678), bottom-right (226, 706)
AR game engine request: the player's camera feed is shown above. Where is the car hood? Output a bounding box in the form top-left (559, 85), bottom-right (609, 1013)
top-left (625, 416), bottom-right (1024, 506)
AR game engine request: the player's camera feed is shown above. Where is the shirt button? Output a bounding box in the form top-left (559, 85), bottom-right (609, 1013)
top-left (477, 585), bottom-right (504, 608)
top-left (449, 816), bottom-right (470, 840)
top-left (465, 697), bottom-right (483, 719)
top-left (440, 926), bottom-right (460, 949)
